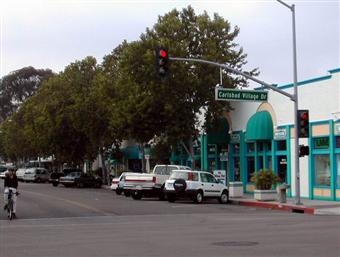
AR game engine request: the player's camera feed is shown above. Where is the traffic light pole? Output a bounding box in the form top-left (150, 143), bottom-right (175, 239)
top-left (277, 0), bottom-right (302, 205)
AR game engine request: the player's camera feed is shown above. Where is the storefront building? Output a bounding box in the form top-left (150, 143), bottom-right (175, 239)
top-left (121, 68), bottom-right (340, 201)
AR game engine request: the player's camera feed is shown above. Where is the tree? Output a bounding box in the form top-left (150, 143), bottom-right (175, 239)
top-left (0, 66), bottom-right (54, 122)
top-left (112, 6), bottom-right (257, 167)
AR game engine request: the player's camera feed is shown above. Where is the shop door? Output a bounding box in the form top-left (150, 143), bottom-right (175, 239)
top-left (277, 156), bottom-right (287, 183)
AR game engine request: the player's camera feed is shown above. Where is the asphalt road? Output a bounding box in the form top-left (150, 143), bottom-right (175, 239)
top-left (0, 182), bottom-right (339, 257)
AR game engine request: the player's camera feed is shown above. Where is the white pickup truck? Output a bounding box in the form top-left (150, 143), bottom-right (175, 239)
top-left (123, 165), bottom-right (191, 200)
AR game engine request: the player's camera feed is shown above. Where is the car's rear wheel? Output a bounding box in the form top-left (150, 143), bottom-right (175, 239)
top-left (124, 190), bottom-right (131, 197)
top-left (131, 190), bottom-right (142, 200)
top-left (193, 190), bottom-right (203, 204)
top-left (52, 182), bottom-right (58, 187)
top-left (116, 188), bottom-right (122, 195)
top-left (219, 190), bottom-right (229, 204)
top-left (158, 185), bottom-right (165, 201)
top-left (167, 194), bottom-right (176, 203)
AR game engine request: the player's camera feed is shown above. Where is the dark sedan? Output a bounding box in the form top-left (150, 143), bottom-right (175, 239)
top-left (59, 172), bottom-right (102, 188)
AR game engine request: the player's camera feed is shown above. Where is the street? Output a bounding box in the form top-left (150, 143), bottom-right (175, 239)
top-left (0, 182), bottom-right (339, 257)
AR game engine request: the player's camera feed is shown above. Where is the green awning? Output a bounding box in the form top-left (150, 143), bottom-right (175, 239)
top-left (246, 111), bottom-right (273, 141)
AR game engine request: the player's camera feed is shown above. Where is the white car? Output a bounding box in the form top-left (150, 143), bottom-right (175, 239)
top-left (16, 168), bottom-right (27, 181)
top-left (112, 172), bottom-right (141, 196)
top-left (0, 171), bottom-right (7, 179)
top-left (23, 167), bottom-right (50, 183)
top-left (164, 170), bottom-right (229, 204)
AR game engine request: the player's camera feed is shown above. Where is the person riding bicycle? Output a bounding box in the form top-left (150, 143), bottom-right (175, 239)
top-left (4, 168), bottom-right (18, 218)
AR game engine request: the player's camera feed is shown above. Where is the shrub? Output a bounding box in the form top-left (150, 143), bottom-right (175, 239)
top-left (250, 169), bottom-right (280, 190)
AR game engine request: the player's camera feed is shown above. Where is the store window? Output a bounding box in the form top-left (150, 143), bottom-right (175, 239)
top-left (267, 141), bottom-right (272, 151)
top-left (276, 140), bottom-right (287, 151)
top-left (247, 143), bottom-right (255, 153)
top-left (267, 156), bottom-right (272, 170)
top-left (258, 142), bottom-right (264, 152)
top-left (277, 156), bottom-right (287, 183)
top-left (314, 155), bottom-right (331, 186)
top-left (233, 144), bottom-right (240, 154)
top-left (336, 137), bottom-right (340, 148)
top-left (257, 156), bottom-right (264, 171)
top-left (247, 157), bottom-right (255, 182)
top-left (234, 157), bottom-right (240, 181)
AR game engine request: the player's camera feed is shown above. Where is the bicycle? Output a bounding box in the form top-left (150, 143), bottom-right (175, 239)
top-left (5, 189), bottom-right (18, 220)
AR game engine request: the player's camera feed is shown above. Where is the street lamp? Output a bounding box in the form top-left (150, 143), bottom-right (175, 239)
top-left (276, 0), bottom-right (302, 205)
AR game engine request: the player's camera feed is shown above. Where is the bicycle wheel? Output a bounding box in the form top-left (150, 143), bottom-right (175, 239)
top-left (7, 200), bottom-right (13, 220)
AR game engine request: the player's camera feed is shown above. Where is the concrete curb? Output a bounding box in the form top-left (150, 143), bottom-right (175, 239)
top-left (230, 199), bottom-right (315, 215)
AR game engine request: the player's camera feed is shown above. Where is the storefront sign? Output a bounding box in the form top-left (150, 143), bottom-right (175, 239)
top-left (230, 134), bottom-right (240, 144)
top-left (208, 145), bottom-right (216, 154)
top-left (274, 129), bottom-right (287, 140)
top-left (213, 170), bottom-right (227, 185)
top-left (219, 152), bottom-right (228, 161)
top-left (314, 137), bottom-right (329, 149)
top-left (335, 123), bottom-right (340, 135)
top-left (215, 88), bottom-right (268, 102)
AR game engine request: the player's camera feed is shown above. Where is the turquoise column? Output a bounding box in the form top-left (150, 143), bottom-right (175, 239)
top-left (200, 135), bottom-right (205, 169)
top-left (202, 135), bottom-right (208, 171)
top-left (287, 125), bottom-right (292, 197)
top-left (330, 120), bottom-right (336, 200)
top-left (263, 142), bottom-right (268, 169)
top-left (272, 139), bottom-right (276, 171)
top-left (308, 123), bottom-right (314, 199)
top-left (240, 131), bottom-right (247, 192)
top-left (254, 142), bottom-right (258, 172)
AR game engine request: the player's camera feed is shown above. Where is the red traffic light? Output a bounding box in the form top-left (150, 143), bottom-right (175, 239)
top-left (156, 47), bottom-right (169, 77)
top-left (301, 112), bottom-right (308, 120)
top-left (159, 49), bottom-right (167, 58)
top-left (297, 110), bottom-right (309, 138)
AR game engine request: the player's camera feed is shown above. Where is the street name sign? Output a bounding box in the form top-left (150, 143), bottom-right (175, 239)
top-left (215, 88), bottom-right (268, 102)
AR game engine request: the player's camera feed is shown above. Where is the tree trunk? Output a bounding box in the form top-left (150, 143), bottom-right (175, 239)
top-left (181, 139), bottom-right (195, 169)
top-left (99, 148), bottom-right (108, 185)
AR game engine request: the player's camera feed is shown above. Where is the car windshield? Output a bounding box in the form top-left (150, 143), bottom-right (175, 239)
top-left (68, 172), bottom-right (81, 177)
top-left (169, 171), bottom-right (190, 180)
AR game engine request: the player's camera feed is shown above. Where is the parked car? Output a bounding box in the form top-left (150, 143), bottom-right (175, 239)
top-left (0, 165), bottom-right (16, 179)
top-left (60, 172), bottom-right (102, 188)
top-left (62, 168), bottom-right (83, 176)
top-left (16, 168), bottom-right (27, 181)
top-left (0, 171), bottom-right (7, 179)
top-left (49, 171), bottom-right (65, 187)
top-left (125, 165), bottom-right (191, 200)
top-left (23, 167), bottom-right (50, 183)
top-left (164, 170), bottom-right (229, 204)
top-left (111, 172), bottom-right (138, 196)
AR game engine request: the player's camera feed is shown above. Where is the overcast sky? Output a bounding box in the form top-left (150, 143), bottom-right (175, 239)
top-left (1, 0), bottom-right (339, 87)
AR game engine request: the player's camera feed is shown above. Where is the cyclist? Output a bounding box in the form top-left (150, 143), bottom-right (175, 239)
top-left (4, 168), bottom-right (18, 218)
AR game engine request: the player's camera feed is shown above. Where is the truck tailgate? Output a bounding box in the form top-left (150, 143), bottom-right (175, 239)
top-left (124, 173), bottom-right (155, 190)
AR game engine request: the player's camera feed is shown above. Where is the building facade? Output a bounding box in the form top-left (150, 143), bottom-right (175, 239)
top-left (122, 68), bottom-right (340, 201)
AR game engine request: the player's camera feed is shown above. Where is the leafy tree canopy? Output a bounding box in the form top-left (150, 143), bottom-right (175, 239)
top-left (0, 66), bottom-right (54, 122)
top-left (111, 6), bottom-right (257, 146)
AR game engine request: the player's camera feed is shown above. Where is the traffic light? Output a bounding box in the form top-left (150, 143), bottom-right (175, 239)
top-left (299, 145), bottom-right (310, 157)
top-left (156, 47), bottom-right (169, 76)
top-left (297, 110), bottom-right (309, 138)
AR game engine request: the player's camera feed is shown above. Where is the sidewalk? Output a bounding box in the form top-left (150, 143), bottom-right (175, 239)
top-left (230, 194), bottom-right (340, 215)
